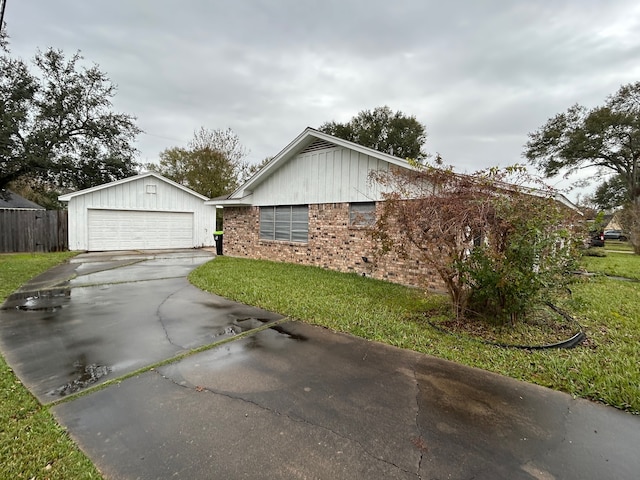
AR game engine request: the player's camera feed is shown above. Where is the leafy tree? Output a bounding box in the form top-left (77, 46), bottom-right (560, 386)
top-left (1, 24), bottom-right (7, 52)
top-left (525, 82), bottom-right (640, 253)
top-left (590, 174), bottom-right (628, 211)
top-left (6, 176), bottom-right (64, 210)
top-left (319, 106), bottom-right (428, 160)
top-left (524, 82), bottom-right (640, 204)
top-left (620, 204), bottom-right (640, 253)
top-left (372, 163), bottom-right (580, 322)
top-left (0, 46), bottom-right (141, 201)
top-left (148, 127), bottom-right (248, 198)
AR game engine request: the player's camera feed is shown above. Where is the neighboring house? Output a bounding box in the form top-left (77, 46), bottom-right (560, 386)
top-left (59, 172), bottom-right (217, 251)
top-left (603, 212), bottom-right (623, 231)
top-left (207, 127), bottom-right (442, 289)
top-left (0, 190), bottom-right (46, 210)
top-left (0, 190), bottom-right (64, 253)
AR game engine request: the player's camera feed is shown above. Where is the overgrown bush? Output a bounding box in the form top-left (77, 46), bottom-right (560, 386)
top-left (372, 162), bottom-right (582, 323)
top-left (460, 197), bottom-right (579, 324)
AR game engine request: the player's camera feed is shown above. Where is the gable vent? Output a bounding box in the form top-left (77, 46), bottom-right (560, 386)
top-left (300, 139), bottom-right (337, 153)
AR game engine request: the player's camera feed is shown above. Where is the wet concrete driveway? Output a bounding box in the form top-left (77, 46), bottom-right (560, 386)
top-left (1, 250), bottom-right (639, 479)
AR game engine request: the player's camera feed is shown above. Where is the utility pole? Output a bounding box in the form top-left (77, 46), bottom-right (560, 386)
top-left (0, 0), bottom-right (7, 31)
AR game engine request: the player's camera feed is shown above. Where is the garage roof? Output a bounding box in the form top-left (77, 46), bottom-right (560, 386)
top-left (58, 172), bottom-right (209, 202)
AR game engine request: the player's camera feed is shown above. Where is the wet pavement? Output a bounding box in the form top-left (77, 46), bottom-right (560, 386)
top-left (0, 250), bottom-right (281, 401)
top-left (1, 250), bottom-right (639, 479)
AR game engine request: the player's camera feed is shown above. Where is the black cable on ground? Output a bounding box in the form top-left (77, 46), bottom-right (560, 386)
top-left (428, 302), bottom-right (586, 350)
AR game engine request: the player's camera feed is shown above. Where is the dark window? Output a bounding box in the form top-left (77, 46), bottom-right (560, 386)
top-left (349, 202), bottom-right (376, 227)
top-left (260, 205), bottom-right (308, 242)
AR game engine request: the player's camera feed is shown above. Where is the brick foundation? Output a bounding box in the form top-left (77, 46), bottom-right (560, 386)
top-left (222, 204), bottom-right (444, 291)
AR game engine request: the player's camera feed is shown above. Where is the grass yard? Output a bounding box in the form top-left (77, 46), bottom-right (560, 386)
top-left (581, 250), bottom-right (640, 280)
top-left (190, 256), bottom-right (640, 414)
top-left (0, 252), bottom-right (102, 480)
top-left (603, 240), bottom-right (634, 253)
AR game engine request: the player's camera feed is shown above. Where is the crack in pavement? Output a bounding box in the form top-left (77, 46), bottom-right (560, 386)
top-left (151, 368), bottom-right (418, 477)
top-left (556, 402), bottom-right (574, 449)
top-left (412, 360), bottom-right (426, 480)
top-left (72, 259), bottom-right (147, 278)
top-left (155, 285), bottom-right (190, 350)
top-left (48, 317), bottom-right (290, 407)
top-left (70, 275), bottom-right (188, 289)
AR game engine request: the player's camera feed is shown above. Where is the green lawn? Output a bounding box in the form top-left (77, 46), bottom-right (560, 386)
top-left (581, 250), bottom-right (640, 280)
top-left (604, 240), bottom-right (634, 252)
top-left (0, 252), bottom-right (103, 480)
top-left (190, 256), bottom-right (640, 414)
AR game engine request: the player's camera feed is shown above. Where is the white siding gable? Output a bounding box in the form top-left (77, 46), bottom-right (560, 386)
top-left (251, 145), bottom-right (390, 206)
top-left (69, 176), bottom-right (203, 211)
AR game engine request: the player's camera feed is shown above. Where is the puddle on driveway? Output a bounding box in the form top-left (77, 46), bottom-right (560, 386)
top-left (158, 322), bottom-right (310, 395)
top-left (188, 321), bottom-right (308, 367)
top-left (48, 360), bottom-right (112, 397)
top-left (3, 289), bottom-right (71, 312)
top-left (243, 324), bottom-right (308, 351)
top-left (208, 318), bottom-right (303, 342)
top-left (205, 318), bottom-right (265, 339)
top-left (269, 324), bottom-right (307, 342)
top-left (218, 320), bottom-right (308, 354)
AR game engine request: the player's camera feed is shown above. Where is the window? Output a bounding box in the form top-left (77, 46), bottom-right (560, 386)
top-left (260, 205), bottom-right (308, 242)
top-left (349, 202), bottom-right (376, 227)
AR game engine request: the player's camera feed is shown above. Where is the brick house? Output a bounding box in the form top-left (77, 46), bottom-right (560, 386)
top-left (207, 127), bottom-right (444, 290)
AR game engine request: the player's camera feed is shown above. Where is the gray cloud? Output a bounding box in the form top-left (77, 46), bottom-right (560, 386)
top-left (5, 0), bottom-right (640, 199)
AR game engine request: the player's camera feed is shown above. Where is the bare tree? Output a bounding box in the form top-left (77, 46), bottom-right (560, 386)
top-left (148, 127), bottom-right (249, 198)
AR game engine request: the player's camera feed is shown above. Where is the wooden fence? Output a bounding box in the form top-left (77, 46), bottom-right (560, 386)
top-left (0, 210), bottom-right (68, 253)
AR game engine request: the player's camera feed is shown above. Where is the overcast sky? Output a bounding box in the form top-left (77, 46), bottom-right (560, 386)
top-left (5, 1), bottom-right (640, 201)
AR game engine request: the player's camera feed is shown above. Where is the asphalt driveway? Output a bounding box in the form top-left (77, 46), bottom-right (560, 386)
top-left (1, 250), bottom-right (639, 479)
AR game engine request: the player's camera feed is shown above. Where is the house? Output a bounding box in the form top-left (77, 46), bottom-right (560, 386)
top-left (207, 127), bottom-right (442, 289)
top-left (209, 127), bottom-right (579, 290)
top-left (603, 212), bottom-right (623, 231)
top-left (59, 172), bottom-right (217, 251)
top-left (0, 190), bottom-right (46, 210)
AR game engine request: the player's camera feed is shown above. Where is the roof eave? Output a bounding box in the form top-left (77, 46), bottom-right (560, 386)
top-left (205, 194), bottom-right (253, 207)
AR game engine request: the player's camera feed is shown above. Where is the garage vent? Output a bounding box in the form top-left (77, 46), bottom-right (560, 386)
top-left (300, 139), bottom-right (336, 153)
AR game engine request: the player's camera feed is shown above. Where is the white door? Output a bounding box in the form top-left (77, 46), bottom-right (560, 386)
top-left (87, 209), bottom-right (194, 251)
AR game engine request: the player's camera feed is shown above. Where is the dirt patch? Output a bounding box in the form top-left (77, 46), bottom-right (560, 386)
top-left (431, 304), bottom-right (582, 348)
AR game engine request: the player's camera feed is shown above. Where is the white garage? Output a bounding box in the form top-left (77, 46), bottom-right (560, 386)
top-left (59, 172), bottom-right (217, 251)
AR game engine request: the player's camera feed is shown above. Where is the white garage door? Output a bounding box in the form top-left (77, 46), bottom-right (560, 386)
top-left (87, 209), bottom-right (194, 251)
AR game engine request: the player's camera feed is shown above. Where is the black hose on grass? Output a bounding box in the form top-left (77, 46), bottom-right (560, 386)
top-left (428, 302), bottom-right (586, 350)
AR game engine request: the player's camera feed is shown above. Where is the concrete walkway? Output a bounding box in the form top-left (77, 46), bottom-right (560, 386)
top-left (1, 250), bottom-right (638, 479)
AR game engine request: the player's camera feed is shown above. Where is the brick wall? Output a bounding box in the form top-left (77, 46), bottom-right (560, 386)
top-left (223, 203), bottom-right (444, 291)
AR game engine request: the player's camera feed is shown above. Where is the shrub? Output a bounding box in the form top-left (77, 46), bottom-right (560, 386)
top-left (372, 162), bottom-right (581, 323)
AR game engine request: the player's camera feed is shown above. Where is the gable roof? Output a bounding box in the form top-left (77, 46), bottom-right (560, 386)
top-left (58, 171), bottom-right (209, 202)
top-left (0, 190), bottom-right (46, 210)
top-left (207, 126), bottom-right (579, 211)
top-left (221, 127), bottom-right (413, 203)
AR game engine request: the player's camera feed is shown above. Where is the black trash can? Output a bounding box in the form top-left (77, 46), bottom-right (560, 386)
top-left (214, 231), bottom-right (224, 255)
